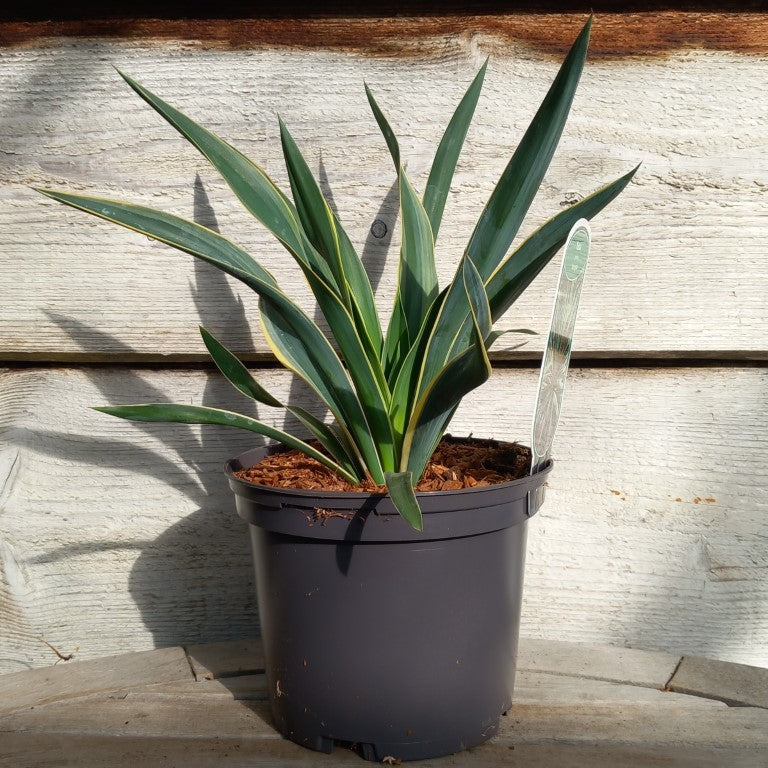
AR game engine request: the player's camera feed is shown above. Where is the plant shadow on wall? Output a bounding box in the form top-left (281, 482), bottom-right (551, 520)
top-left (19, 167), bottom-right (397, 650)
top-left (22, 178), bottom-right (322, 648)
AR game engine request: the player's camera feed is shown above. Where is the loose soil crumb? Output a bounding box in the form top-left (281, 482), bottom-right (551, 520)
top-left (235, 436), bottom-right (531, 493)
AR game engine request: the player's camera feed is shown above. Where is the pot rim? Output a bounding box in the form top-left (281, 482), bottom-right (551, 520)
top-left (225, 438), bottom-right (553, 542)
top-left (225, 437), bottom-right (552, 502)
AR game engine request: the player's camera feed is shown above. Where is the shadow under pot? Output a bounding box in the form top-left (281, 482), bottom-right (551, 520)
top-left (226, 440), bottom-right (552, 762)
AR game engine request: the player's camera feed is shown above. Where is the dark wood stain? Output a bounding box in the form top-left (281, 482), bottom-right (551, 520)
top-left (0, 13), bottom-right (766, 58)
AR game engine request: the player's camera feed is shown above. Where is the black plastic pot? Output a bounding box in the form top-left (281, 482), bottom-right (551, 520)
top-left (226, 440), bottom-right (552, 762)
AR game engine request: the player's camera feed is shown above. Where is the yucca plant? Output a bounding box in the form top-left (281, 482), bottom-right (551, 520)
top-left (39, 18), bottom-right (635, 531)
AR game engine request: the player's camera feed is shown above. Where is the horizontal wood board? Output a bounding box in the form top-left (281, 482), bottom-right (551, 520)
top-left (2, 12), bottom-right (768, 57)
top-left (1, 736), bottom-right (765, 768)
top-left (1, 25), bottom-right (767, 360)
top-left (0, 366), bottom-right (766, 674)
top-left (2, 637), bottom-right (768, 767)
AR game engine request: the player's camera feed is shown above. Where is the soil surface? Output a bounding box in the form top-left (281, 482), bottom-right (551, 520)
top-left (235, 435), bottom-right (531, 493)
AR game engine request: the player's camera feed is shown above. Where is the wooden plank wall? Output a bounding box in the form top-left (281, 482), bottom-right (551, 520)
top-left (1, 11), bottom-right (766, 673)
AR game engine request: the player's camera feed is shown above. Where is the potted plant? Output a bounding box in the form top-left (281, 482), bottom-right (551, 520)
top-left (38, 17), bottom-right (635, 762)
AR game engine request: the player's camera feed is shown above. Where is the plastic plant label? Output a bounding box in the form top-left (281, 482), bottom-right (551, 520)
top-left (529, 219), bottom-right (591, 512)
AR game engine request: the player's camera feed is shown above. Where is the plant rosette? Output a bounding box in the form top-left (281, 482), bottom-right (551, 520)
top-left (40, 16), bottom-right (635, 762)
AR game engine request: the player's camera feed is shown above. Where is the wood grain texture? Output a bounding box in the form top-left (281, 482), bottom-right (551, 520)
top-left (1, 638), bottom-right (765, 766)
top-left (1, 12), bottom-right (767, 58)
top-left (1, 34), bottom-right (767, 360)
top-left (0, 366), bottom-right (765, 674)
top-left (668, 655), bottom-right (768, 708)
top-left (516, 638), bottom-right (681, 689)
top-left (1, 691), bottom-right (765, 748)
top-left (0, 646), bottom-right (191, 715)
top-left (1, 736), bottom-right (764, 768)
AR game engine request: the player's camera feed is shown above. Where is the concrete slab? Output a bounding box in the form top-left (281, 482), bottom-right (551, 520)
top-left (668, 655), bottom-right (768, 709)
top-left (517, 638), bottom-right (681, 689)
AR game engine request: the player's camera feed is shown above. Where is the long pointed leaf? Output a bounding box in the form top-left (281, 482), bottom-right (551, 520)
top-left (279, 119), bottom-right (384, 361)
top-left (279, 118), bottom-right (349, 302)
top-left (38, 188), bottom-right (382, 483)
top-left (37, 189), bottom-right (279, 288)
top-left (118, 73), bottom-right (303, 254)
top-left (95, 403), bottom-right (359, 483)
top-left (410, 163), bottom-right (636, 401)
top-left (387, 292), bottom-right (444, 444)
top-left (395, 170), bottom-right (438, 342)
top-left (462, 257), bottom-right (491, 339)
top-left (486, 164), bottom-right (639, 321)
top-left (385, 472), bottom-right (423, 531)
top-left (365, 83), bottom-right (400, 171)
top-left (466, 17), bottom-right (592, 281)
top-left (366, 87), bottom-right (439, 373)
top-left (283, 269), bottom-right (396, 471)
top-left (200, 325), bottom-right (362, 479)
top-left (259, 297), bottom-right (387, 483)
top-left (401, 257), bottom-right (492, 477)
top-left (423, 61), bottom-right (487, 240)
top-left (117, 71), bottom-right (339, 291)
top-left (200, 325), bottom-right (283, 407)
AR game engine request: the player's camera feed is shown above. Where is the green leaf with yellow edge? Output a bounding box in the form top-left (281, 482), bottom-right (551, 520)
top-left (401, 257), bottom-right (492, 478)
top-left (384, 472), bottom-right (423, 532)
top-left (117, 70), bottom-right (338, 291)
top-left (423, 61), bottom-right (487, 240)
top-left (466, 17), bottom-right (592, 281)
top-left (486, 164), bottom-right (639, 322)
top-left (37, 187), bottom-right (382, 484)
top-left (366, 85), bottom-right (439, 374)
top-left (200, 325), bottom-right (362, 480)
top-left (95, 403), bottom-right (359, 484)
top-left (279, 118), bottom-right (384, 358)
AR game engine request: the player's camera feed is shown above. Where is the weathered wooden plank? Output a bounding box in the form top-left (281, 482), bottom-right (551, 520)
top-left (496, 703), bottom-right (768, 749)
top-left (1, 33), bottom-right (766, 360)
top-left (0, 646), bottom-right (191, 715)
top-left (513, 671), bottom-right (725, 708)
top-left (3, 696), bottom-right (765, 747)
top-left (1, 734), bottom-right (763, 768)
top-left (181, 635), bottom-right (686, 693)
top-left (0, 697), bottom-right (277, 739)
top-left (186, 638), bottom-right (264, 681)
top-left (116, 668), bottom-right (725, 710)
top-left (1, 11), bottom-right (767, 57)
top-left (516, 638), bottom-right (680, 689)
top-left (668, 655), bottom-right (768, 709)
top-left (120, 673), bottom-right (269, 702)
top-left (1, 366), bottom-right (766, 673)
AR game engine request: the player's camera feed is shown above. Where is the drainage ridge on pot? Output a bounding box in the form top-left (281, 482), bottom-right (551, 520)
top-left (226, 441), bottom-right (552, 762)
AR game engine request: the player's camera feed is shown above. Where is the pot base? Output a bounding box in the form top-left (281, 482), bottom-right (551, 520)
top-left (286, 728), bottom-right (503, 762)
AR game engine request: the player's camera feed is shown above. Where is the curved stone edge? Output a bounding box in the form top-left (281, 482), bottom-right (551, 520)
top-left (667, 655), bottom-right (768, 709)
top-left (2, 638), bottom-right (766, 715)
top-left (0, 646), bottom-right (193, 715)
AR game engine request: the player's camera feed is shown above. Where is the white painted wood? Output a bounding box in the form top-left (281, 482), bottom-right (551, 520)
top-left (0, 366), bottom-right (766, 674)
top-left (1, 39), bottom-right (767, 359)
